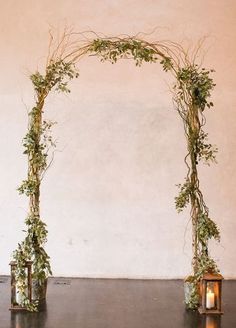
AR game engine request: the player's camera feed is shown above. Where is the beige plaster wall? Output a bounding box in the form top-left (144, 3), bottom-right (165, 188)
top-left (0, 0), bottom-right (235, 278)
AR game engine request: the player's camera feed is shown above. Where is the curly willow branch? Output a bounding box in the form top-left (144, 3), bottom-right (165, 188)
top-left (13, 29), bottom-right (220, 311)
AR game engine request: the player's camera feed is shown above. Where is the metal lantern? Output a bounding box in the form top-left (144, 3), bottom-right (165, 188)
top-left (10, 261), bottom-right (33, 311)
top-left (198, 273), bottom-right (223, 315)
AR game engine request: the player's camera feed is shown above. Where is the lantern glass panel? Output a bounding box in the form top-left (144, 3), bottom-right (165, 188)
top-left (10, 260), bottom-right (33, 310)
top-left (15, 268), bottom-right (28, 305)
top-left (206, 281), bottom-right (218, 310)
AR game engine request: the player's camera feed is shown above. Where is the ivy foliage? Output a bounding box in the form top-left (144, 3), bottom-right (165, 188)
top-left (30, 60), bottom-right (79, 94)
top-left (175, 179), bottom-right (193, 213)
top-left (196, 131), bottom-right (218, 164)
top-left (13, 60), bottom-right (79, 311)
top-left (90, 39), bottom-right (173, 71)
top-left (18, 119), bottom-right (56, 196)
top-left (176, 65), bottom-right (215, 111)
top-left (197, 213), bottom-right (220, 247)
top-left (173, 64), bottom-right (219, 309)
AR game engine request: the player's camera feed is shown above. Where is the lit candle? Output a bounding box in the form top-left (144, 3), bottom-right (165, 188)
top-left (206, 289), bottom-right (215, 309)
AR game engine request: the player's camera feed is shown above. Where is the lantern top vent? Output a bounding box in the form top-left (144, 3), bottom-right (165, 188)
top-left (202, 273), bottom-right (223, 281)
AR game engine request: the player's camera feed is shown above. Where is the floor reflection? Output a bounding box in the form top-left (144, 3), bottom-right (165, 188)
top-left (2, 279), bottom-right (233, 328)
top-left (183, 310), bottom-right (202, 328)
top-left (10, 302), bottom-right (47, 328)
top-left (183, 310), bottom-right (222, 328)
top-left (204, 315), bottom-right (221, 328)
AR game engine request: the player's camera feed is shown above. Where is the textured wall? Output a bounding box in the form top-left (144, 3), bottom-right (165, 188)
top-left (0, 0), bottom-right (235, 278)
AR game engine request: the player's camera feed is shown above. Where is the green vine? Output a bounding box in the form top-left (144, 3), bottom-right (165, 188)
top-left (174, 63), bottom-right (220, 309)
top-left (13, 60), bottom-right (79, 311)
top-left (90, 38), bottom-right (173, 71)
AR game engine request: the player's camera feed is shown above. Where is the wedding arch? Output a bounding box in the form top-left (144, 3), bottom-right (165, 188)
top-left (12, 31), bottom-right (220, 311)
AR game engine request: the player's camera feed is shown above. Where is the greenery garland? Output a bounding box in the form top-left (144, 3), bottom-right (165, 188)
top-left (12, 32), bottom-right (220, 311)
top-left (13, 60), bottom-right (79, 311)
top-left (173, 64), bottom-right (220, 309)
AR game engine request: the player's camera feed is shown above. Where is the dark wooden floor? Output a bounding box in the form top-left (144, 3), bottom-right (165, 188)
top-left (0, 277), bottom-right (235, 328)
